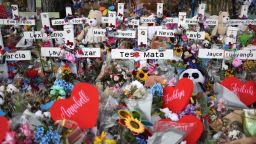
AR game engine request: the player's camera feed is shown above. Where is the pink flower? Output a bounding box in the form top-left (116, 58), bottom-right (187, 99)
top-left (42, 41), bottom-right (51, 47)
top-left (65, 53), bottom-right (76, 63)
top-left (168, 77), bottom-right (177, 86)
top-left (232, 57), bottom-right (242, 67)
top-left (182, 34), bottom-right (188, 42)
top-left (217, 98), bottom-right (225, 112)
top-left (20, 123), bottom-right (33, 137)
top-left (3, 131), bottom-right (16, 144)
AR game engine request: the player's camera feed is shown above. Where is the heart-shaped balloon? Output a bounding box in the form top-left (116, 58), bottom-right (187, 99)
top-left (155, 115), bottom-right (203, 144)
top-left (0, 117), bottom-right (9, 142)
top-left (163, 78), bottom-right (194, 113)
top-left (50, 82), bottom-right (99, 128)
top-left (221, 77), bottom-right (256, 106)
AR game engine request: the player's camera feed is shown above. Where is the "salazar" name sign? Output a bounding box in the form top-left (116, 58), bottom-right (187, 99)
top-left (41, 47), bottom-right (101, 57)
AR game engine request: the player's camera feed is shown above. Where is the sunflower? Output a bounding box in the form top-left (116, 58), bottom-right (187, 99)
top-left (136, 69), bottom-right (148, 81)
top-left (125, 117), bottom-right (145, 134)
top-left (174, 46), bottom-right (183, 56)
top-left (93, 131), bottom-right (107, 144)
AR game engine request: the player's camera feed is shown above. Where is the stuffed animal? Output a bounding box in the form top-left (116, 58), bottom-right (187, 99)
top-left (75, 10), bottom-right (105, 47)
top-left (211, 12), bottom-right (230, 40)
top-left (179, 68), bottom-right (206, 84)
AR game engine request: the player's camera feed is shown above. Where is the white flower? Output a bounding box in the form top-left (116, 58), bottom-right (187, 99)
top-left (131, 80), bottom-right (144, 89)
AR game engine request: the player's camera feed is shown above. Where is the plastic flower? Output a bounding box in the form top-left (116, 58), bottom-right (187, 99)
top-left (136, 69), bottom-right (148, 82)
top-left (151, 83), bottom-right (163, 96)
top-left (54, 79), bottom-right (74, 92)
top-left (65, 53), bottom-right (76, 63)
top-left (50, 85), bottom-right (66, 96)
top-left (3, 131), bottom-right (16, 144)
top-left (20, 123), bottom-right (33, 137)
top-left (61, 65), bottom-right (71, 76)
top-left (232, 57), bottom-right (242, 67)
top-left (93, 131), bottom-right (107, 144)
top-left (34, 127), bottom-right (45, 142)
top-left (125, 116), bottom-right (145, 134)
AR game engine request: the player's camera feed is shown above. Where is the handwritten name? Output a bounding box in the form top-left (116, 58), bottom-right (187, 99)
top-left (231, 83), bottom-right (254, 96)
top-left (165, 89), bottom-right (185, 103)
top-left (61, 90), bottom-right (90, 119)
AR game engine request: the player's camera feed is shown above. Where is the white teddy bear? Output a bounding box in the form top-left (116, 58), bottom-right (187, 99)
top-left (75, 10), bottom-right (105, 47)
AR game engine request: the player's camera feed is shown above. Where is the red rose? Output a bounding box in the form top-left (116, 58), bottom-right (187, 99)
top-left (26, 69), bottom-right (38, 78)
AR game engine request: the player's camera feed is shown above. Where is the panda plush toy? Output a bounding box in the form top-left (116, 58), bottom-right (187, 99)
top-left (179, 67), bottom-right (208, 92)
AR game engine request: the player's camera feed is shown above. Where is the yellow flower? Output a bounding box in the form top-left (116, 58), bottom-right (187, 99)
top-left (174, 46), bottom-right (183, 56)
top-left (93, 132), bottom-right (107, 144)
top-left (104, 139), bottom-right (117, 144)
top-left (136, 70), bottom-right (148, 82)
top-left (61, 65), bottom-right (71, 76)
top-left (195, 110), bottom-right (202, 116)
top-left (124, 90), bottom-right (130, 96)
top-left (125, 116), bottom-right (145, 134)
top-left (224, 69), bottom-right (234, 77)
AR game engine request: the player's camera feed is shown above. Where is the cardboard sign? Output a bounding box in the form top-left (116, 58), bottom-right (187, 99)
top-left (6, 51), bottom-right (32, 61)
top-left (23, 31), bottom-right (65, 39)
top-left (178, 12), bottom-right (187, 27)
top-left (240, 5), bottom-right (249, 18)
top-left (229, 19), bottom-right (256, 25)
top-left (198, 3), bottom-right (206, 15)
top-left (64, 25), bottom-right (75, 49)
top-left (163, 78), bottom-right (194, 113)
top-left (156, 29), bottom-right (175, 37)
top-left (226, 27), bottom-right (238, 38)
top-left (186, 32), bottom-right (205, 40)
top-left (101, 17), bottom-right (109, 24)
top-left (205, 19), bottom-right (218, 25)
top-left (198, 49), bottom-right (224, 59)
top-left (41, 47), bottom-right (62, 57)
top-left (224, 50), bottom-right (256, 60)
top-left (115, 30), bottom-right (136, 38)
top-left (11, 5), bottom-right (19, 18)
top-left (128, 19), bottom-right (140, 26)
top-left (93, 29), bottom-right (106, 37)
top-left (41, 13), bottom-right (51, 27)
top-left (117, 3), bottom-right (124, 20)
top-left (50, 82), bottom-right (99, 128)
top-left (157, 3), bottom-right (164, 17)
top-left (140, 17), bottom-right (156, 24)
top-left (0, 19), bottom-right (35, 25)
top-left (108, 11), bottom-right (116, 26)
top-left (111, 49), bottom-right (173, 60)
top-left (163, 17), bottom-right (179, 24)
top-left (76, 48), bottom-right (101, 57)
top-left (41, 47), bottom-right (101, 57)
top-left (138, 26), bottom-right (148, 47)
top-left (65, 7), bottom-right (72, 16)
